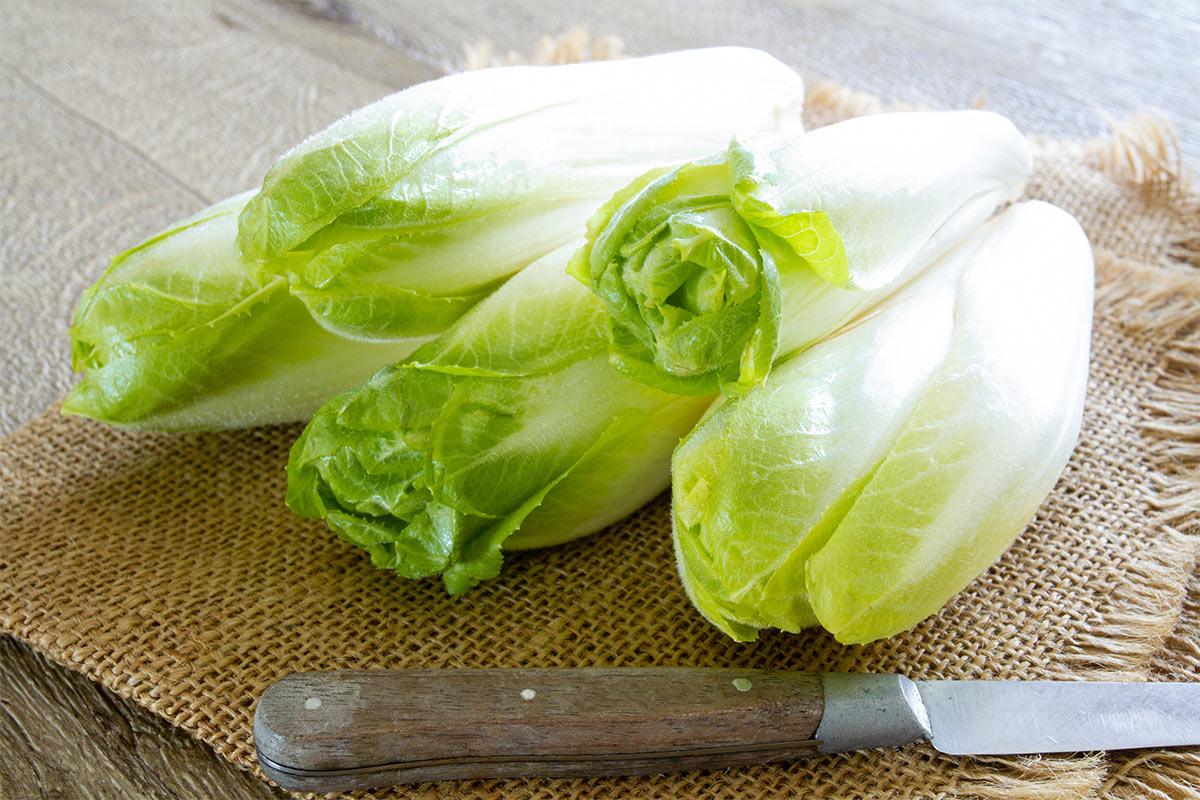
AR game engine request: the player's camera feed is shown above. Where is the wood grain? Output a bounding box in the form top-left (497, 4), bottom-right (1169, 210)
top-left (254, 669), bottom-right (823, 791)
top-left (0, 636), bottom-right (283, 800)
top-left (1, 0), bottom-right (1197, 798)
top-left (336, 0), bottom-right (1200, 150)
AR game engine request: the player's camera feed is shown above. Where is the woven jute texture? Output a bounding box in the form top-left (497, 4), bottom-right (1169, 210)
top-left (2, 60), bottom-right (1200, 799)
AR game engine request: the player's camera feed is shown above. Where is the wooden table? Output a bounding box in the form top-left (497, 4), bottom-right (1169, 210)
top-left (2, 2), bottom-right (1196, 797)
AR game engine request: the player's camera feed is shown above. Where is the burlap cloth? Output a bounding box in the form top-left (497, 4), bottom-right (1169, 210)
top-left (2, 58), bottom-right (1199, 799)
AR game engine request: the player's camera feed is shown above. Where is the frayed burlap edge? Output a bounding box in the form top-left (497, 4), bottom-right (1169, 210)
top-left (1105, 751), bottom-right (1200, 800)
top-left (1052, 251), bottom-right (1200, 682)
top-left (1091, 147), bottom-right (1200, 796)
top-left (1038, 113), bottom-right (1200, 275)
top-left (1105, 575), bottom-right (1200, 798)
top-left (955, 754), bottom-right (1109, 800)
top-left (1087, 113), bottom-right (1194, 209)
top-left (1095, 114), bottom-right (1200, 274)
top-left (1076, 115), bottom-right (1200, 798)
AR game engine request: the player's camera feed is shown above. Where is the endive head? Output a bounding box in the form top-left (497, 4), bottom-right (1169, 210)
top-left (572, 110), bottom-right (1032, 396)
top-left (672, 201), bottom-right (1093, 644)
top-left (286, 242), bottom-right (712, 594)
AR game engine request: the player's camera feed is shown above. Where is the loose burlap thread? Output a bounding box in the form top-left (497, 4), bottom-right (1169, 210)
top-left (2, 36), bottom-right (1199, 800)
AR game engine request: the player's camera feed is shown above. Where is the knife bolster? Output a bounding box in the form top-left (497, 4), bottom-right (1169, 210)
top-left (815, 673), bottom-right (932, 754)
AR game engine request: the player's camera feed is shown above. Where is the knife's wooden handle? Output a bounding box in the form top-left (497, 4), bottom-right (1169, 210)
top-left (254, 668), bottom-right (823, 792)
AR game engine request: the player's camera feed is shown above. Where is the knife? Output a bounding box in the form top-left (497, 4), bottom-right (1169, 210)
top-left (253, 668), bottom-right (1200, 792)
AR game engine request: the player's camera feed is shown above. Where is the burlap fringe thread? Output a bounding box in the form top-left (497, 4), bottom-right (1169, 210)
top-left (463, 25), bottom-right (625, 69)
top-left (1051, 253), bottom-right (1200, 684)
top-left (1088, 113), bottom-right (1193, 207)
top-left (1107, 568), bottom-right (1200, 797)
top-left (1073, 111), bottom-right (1200, 685)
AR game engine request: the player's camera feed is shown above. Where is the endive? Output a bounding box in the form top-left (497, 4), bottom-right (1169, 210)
top-left (571, 110), bottom-right (1032, 396)
top-left (287, 242), bottom-right (713, 593)
top-left (66, 47), bottom-right (806, 430)
top-left (672, 201), bottom-right (1094, 645)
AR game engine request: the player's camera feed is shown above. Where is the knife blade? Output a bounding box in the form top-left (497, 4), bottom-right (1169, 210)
top-left (915, 678), bottom-right (1200, 755)
top-left (253, 668), bottom-right (1200, 793)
